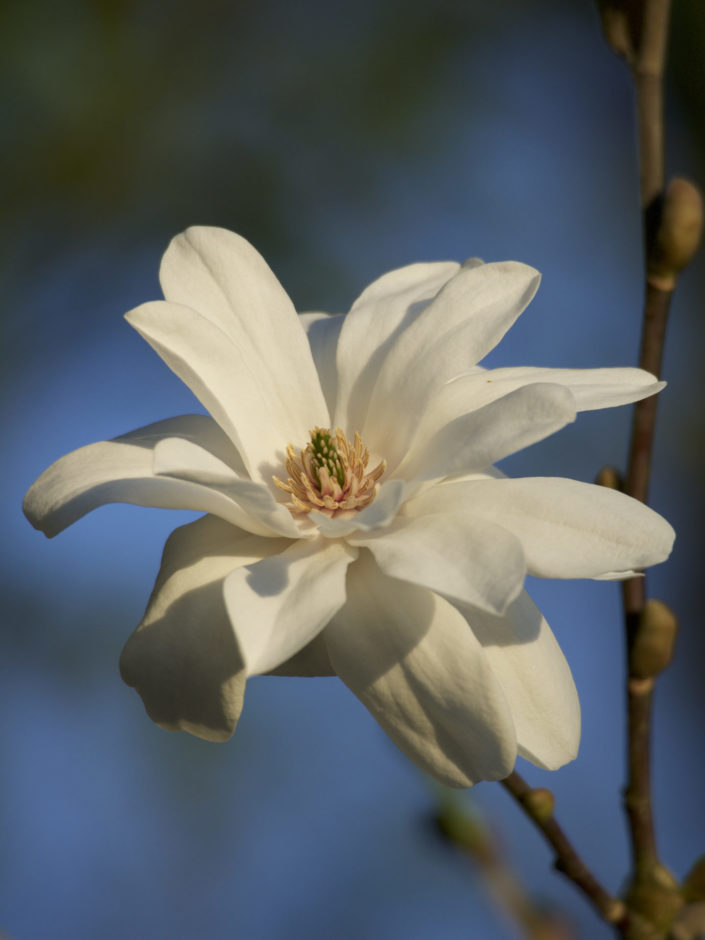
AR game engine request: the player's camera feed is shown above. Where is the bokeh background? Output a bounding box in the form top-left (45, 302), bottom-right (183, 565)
top-left (3, 1), bottom-right (705, 937)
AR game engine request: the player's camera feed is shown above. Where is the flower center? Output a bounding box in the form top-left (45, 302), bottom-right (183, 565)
top-left (274, 427), bottom-right (386, 518)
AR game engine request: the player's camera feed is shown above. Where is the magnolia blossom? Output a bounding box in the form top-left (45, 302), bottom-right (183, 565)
top-left (24, 227), bottom-right (674, 787)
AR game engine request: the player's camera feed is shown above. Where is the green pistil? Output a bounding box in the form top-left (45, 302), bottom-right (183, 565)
top-left (310, 428), bottom-right (345, 487)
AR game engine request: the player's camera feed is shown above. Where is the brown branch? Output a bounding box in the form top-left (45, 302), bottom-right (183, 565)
top-left (634, 0), bottom-right (671, 213)
top-left (434, 795), bottom-right (577, 939)
top-left (620, 0), bottom-right (672, 886)
top-left (621, 282), bottom-right (672, 877)
top-left (500, 772), bottom-right (627, 929)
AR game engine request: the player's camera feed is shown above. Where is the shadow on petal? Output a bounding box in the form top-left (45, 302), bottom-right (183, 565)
top-left (463, 592), bottom-right (542, 648)
top-left (120, 578), bottom-right (246, 743)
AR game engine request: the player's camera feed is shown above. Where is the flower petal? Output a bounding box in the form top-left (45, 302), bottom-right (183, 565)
top-left (460, 591), bottom-right (580, 770)
top-left (350, 513), bottom-right (526, 615)
top-left (333, 261), bottom-right (461, 434)
top-left (126, 298), bottom-right (329, 483)
top-left (406, 368), bottom-right (664, 456)
top-left (120, 515), bottom-right (291, 741)
top-left (159, 227), bottom-right (327, 418)
top-left (397, 383), bottom-right (577, 482)
top-left (223, 537), bottom-right (357, 676)
top-left (267, 633), bottom-right (335, 677)
top-left (361, 261), bottom-right (540, 467)
top-left (23, 415), bottom-right (265, 537)
top-left (310, 478), bottom-right (408, 538)
top-left (409, 477), bottom-right (674, 578)
top-left (323, 553), bottom-right (517, 787)
top-left (299, 312), bottom-right (345, 419)
top-left (152, 436), bottom-right (305, 539)
top-left (460, 366), bottom-right (665, 411)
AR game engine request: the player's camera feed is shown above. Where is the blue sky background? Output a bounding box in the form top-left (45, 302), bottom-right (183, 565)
top-left (3, 2), bottom-right (705, 938)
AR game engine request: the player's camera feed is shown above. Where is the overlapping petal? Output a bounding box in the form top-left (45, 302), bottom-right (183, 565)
top-left (224, 537), bottom-right (357, 676)
top-left (407, 367), bottom-right (664, 455)
top-left (396, 382), bottom-right (577, 482)
top-left (310, 479), bottom-right (409, 539)
top-left (120, 515), bottom-right (290, 742)
top-left (126, 298), bottom-right (328, 483)
top-left (461, 591), bottom-right (580, 769)
top-left (360, 261), bottom-right (540, 466)
top-left (465, 366), bottom-right (665, 411)
top-left (333, 261), bottom-right (462, 434)
top-left (299, 312), bottom-right (345, 418)
top-left (159, 227), bottom-right (327, 421)
top-left (350, 513), bottom-right (526, 615)
top-left (152, 436), bottom-right (305, 538)
top-left (132, 227), bottom-right (330, 478)
top-left (22, 415), bottom-right (266, 537)
top-left (404, 476), bottom-right (675, 578)
top-left (324, 554), bottom-right (517, 787)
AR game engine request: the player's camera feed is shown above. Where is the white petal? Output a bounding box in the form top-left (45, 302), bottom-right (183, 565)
top-left (268, 633), bottom-right (335, 677)
top-left (299, 312), bottom-right (344, 418)
top-left (361, 261), bottom-right (540, 468)
top-left (22, 416), bottom-right (266, 537)
top-left (594, 570), bottom-right (642, 580)
top-left (323, 553), bottom-right (517, 787)
top-left (310, 479), bottom-right (408, 538)
top-left (333, 261), bottom-right (460, 434)
top-left (120, 515), bottom-right (291, 741)
top-left (412, 477), bottom-right (675, 578)
top-left (407, 368), bottom-right (664, 457)
top-left (126, 298), bottom-right (328, 483)
top-left (159, 227), bottom-right (327, 420)
top-left (460, 591), bottom-right (580, 770)
top-left (350, 513), bottom-right (526, 615)
top-left (397, 383), bottom-right (577, 482)
top-left (153, 437), bottom-right (305, 539)
top-left (223, 538), bottom-right (357, 676)
top-left (462, 366), bottom-right (665, 411)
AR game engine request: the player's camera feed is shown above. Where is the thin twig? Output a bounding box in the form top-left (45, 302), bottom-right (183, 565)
top-left (434, 794), bottom-right (577, 939)
top-left (622, 280), bottom-right (673, 878)
top-left (634, 0), bottom-right (671, 213)
top-left (621, 0), bottom-right (673, 883)
top-left (500, 772), bottom-right (627, 928)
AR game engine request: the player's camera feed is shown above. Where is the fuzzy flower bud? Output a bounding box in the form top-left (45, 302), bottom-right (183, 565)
top-left (683, 856), bottom-right (705, 904)
top-left (649, 178), bottom-right (703, 290)
top-left (524, 787), bottom-right (555, 822)
top-left (595, 465), bottom-right (623, 490)
top-left (630, 599), bottom-right (678, 679)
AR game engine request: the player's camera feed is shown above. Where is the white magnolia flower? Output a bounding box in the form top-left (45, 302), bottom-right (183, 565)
top-left (24, 227), bottom-right (674, 787)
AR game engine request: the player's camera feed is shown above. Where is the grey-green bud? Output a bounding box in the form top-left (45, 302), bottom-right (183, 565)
top-left (630, 599), bottom-right (678, 679)
top-left (649, 179), bottom-right (703, 289)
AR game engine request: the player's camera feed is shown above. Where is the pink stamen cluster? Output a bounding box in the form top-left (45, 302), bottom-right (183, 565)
top-left (274, 427), bottom-right (386, 518)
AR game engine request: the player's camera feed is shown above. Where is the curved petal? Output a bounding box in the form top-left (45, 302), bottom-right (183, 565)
top-left (310, 479), bottom-right (408, 538)
top-left (397, 383), bottom-right (577, 482)
top-left (323, 553), bottom-right (517, 787)
top-left (120, 515), bottom-right (291, 741)
top-left (333, 261), bottom-right (461, 434)
top-left (409, 477), bottom-right (675, 578)
top-left (223, 537), bottom-right (357, 676)
top-left (22, 416), bottom-right (270, 538)
top-left (362, 261), bottom-right (540, 467)
top-left (460, 591), bottom-right (580, 770)
top-left (299, 312), bottom-right (344, 419)
top-left (268, 633), bottom-right (335, 677)
top-left (408, 368), bottom-right (664, 455)
top-left (350, 513), bottom-right (526, 615)
top-left (126, 299), bottom-right (329, 483)
top-left (159, 226), bottom-right (327, 421)
top-left (462, 366), bottom-right (665, 411)
top-left (153, 437), bottom-right (306, 539)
